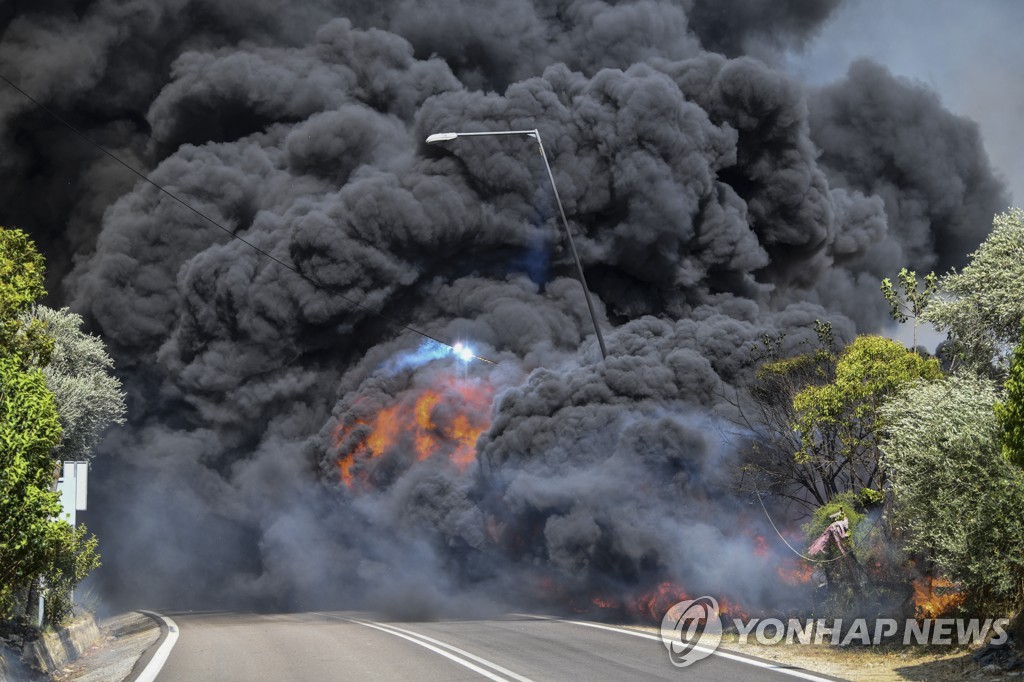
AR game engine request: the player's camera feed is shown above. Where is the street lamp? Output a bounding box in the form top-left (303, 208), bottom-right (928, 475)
top-left (426, 129), bottom-right (608, 360)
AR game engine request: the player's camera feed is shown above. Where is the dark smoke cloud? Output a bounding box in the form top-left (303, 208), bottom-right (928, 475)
top-left (809, 59), bottom-right (1009, 273)
top-left (685, 0), bottom-right (843, 59)
top-left (0, 1), bottom-right (1009, 615)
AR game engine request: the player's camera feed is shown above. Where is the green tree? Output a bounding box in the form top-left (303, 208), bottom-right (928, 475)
top-left (740, 334), bottom-right (939, 611)
top-left (24, 306), bottom-right (126, 461)
top-left (0, 354), bottom-right (64, 614)
top-left (0, 227), bottom-right (101, 624)
top-left (791, 335), bottom-right (942, 501)
top-left (740, 329), bottom-right (941, 510)
top-left (923, 208), bottom-right (1024, 373)
top-left (40, 523), bottom-right (100, 625)
top-left (880, 268), bottom-right (938, 349)
top-left (0, 229), bottom-right (51, 366)
top-left (882, 374), bottom-right (1024, 612)
top-left (739, 321), bottom-right (839, 510)
top-left (995, 322), bottom-right (1024, 468)
top-left (0, 228), bottom-right (64, 616)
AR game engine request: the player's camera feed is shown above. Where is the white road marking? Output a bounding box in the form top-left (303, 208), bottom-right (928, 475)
top-left (313, 613), bottom-right (533, 682)
top-left (544, 617), bottom-right (838, 682)
top-left (374, 622), bottom-right (534, 682)
top-left (135, 610), bottom-right (180, 682)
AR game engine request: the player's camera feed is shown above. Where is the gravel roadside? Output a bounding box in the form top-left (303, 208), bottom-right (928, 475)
top-left (51, 613), bottom-right (160, 682)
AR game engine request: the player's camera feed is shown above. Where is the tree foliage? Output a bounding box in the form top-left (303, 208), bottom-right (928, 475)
top-left (882, 374), bottom-right (1024, 611)
top-left (792, 335), bottom-right (942, 493)
top-left (880, 268), bottom-right (937, 349)
top-left (24, 306), bottom-right (126, 461)
top-left (0, 228), bottom-right (64, 616)
top-left (924, 208), bottom-right (1024, 373)
top-left (0, 228), bottom-right (52, 367)
top-left (0, 354), bottom-right (63, 614)
top-left (995, 322), bottom-right (1024, 468)
top-left (41, 523), bottom-right (100, 625)
top-left (743, 329), bottom-right (941, 511)
top-left (739, 321), bottom-right (838, 510)
top-left (0, 227), bottom-right (101, 624)
top-left (802, 490), bottom-right (866, 554)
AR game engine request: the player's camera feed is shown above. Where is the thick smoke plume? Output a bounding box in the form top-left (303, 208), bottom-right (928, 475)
top-left (0, 1), bottom-right (1008, 615)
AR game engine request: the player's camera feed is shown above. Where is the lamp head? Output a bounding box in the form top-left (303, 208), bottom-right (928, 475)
top-left (426, 132), bottom-right (459, 144)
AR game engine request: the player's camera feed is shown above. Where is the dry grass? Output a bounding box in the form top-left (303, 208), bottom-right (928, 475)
top-left (625, 625), bottom-right (1000, 681)
top-left (719, 634), bottom-right (988, 681)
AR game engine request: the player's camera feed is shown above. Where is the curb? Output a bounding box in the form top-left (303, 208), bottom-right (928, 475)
top-left (22, 615), bottom-right (101, 675)
top-left (126, 611), bottom-right (178, 682)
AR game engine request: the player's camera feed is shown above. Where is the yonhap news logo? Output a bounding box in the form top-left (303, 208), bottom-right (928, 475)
top-left (659, 596), bottom-right (1011, 668)
top-left (659, 596), bottom-right (723, 667)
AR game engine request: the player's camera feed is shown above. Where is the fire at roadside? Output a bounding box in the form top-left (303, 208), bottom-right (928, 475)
top-left (318, 350), bottom-right (981, 628)
top-left (319, 355), bottom-right (835, 624)
top-left (4, 0), bottom-right (1013, 627)
top-left (331, 371), bottom-right (494, 489)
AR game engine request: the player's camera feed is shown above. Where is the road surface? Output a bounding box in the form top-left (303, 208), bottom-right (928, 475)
top-left (152, 611), bottom-right (841, 681)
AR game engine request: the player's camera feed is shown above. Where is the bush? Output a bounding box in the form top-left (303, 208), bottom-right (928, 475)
top-left (41, 524), bottom-right (100, 626)
top-left (882, 374), bottom-right (1024, 613)
top-left (803, 491), bottom-right (867, 553)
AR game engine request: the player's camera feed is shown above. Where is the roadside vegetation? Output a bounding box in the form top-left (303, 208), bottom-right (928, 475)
top-left (743, 208), bottom-right (1024, 630)
top-left (0, 226), bottom-right (124, 630)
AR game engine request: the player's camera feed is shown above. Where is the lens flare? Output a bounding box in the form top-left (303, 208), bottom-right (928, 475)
top-left (452, 342), bottom-right (475, 362)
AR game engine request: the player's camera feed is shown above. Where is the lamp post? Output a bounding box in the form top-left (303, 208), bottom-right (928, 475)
top-left (426, 129), bottom-right (608, 360)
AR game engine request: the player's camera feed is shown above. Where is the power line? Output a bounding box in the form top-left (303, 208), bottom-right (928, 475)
top-left (753, 478), bottom-right (856, 565)
top-left (0, 72), bottom-right (496, 364)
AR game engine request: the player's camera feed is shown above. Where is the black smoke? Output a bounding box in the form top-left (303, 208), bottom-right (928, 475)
top-left (0, 1), bottom-right (1009, 615)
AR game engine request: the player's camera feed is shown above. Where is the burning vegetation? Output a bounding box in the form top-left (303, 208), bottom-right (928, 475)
top-left (913, 576), bottom-right (966, 620)
top-left (580, 582), bottom-right (753, 623)
top-left (777, 560), bottom-right (816, 586)
top-left (332, 373), bottom-right (494, 489)
top-left (324, 351), bottom-right (961, 626)
top-left (7, 0), bottom-right (1016, 630)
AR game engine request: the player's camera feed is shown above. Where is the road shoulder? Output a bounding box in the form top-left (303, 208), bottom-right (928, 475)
top-left (625, 624), bottom-right (988, 681)
top-left (51, 613), bottom-right (160, 682)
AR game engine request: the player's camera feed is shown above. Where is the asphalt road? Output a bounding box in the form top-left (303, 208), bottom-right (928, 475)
top-left (152, 611), bottom-right (842, 681)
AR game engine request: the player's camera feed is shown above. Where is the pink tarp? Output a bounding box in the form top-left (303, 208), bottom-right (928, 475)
top-left (808, 516), bottom-right (849, 556)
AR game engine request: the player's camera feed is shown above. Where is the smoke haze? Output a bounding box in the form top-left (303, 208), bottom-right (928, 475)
top-left (0, 1), bottom-right (1010, 615)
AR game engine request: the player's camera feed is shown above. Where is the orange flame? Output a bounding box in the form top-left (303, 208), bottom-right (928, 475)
top-left (717, 596), bottom-right (750, 621)
top-left (753, 534), bottom-right (769, 558)
top-left (629, 582), bottom-right (751, 623)
top-left (913, 576), bottom-right (964, 619)
top-left (633, 582), bottom-right (691, 621)
top-left (592, 595), bottom-right (621, 610)
top-left (777, 559), bottom-right (815, 585)
top-left (334, 375), bottom-right (493, 488)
